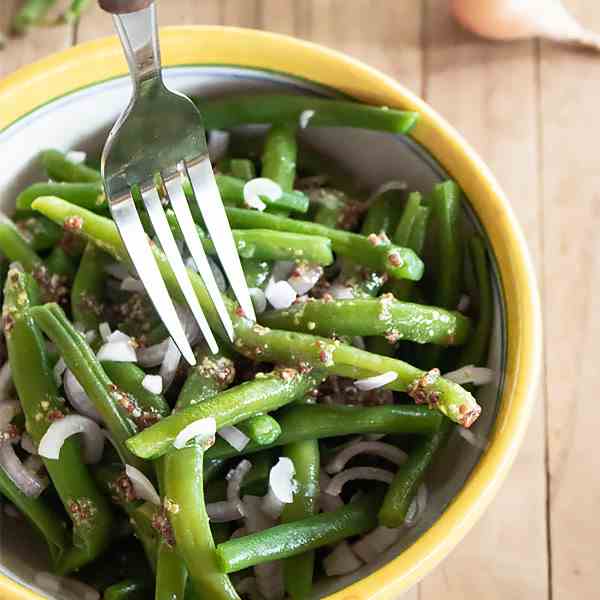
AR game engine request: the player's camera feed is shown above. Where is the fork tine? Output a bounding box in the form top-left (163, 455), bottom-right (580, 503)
top-left (186, 159), bottom-right (257, 321)
top-left (164, 170), bottom-right (235, 342)
top-left (142, 186), bottom-right (219, 355)
top-left (111, 193), bottom-right (196, 365)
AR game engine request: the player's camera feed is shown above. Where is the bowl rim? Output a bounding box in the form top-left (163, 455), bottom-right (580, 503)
top-left (0, 26), bottom-right (542, 600)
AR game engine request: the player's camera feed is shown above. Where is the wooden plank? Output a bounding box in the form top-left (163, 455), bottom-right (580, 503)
top-left (539, 1), bottom-right (600, 598)
top-left (419, 2), bottom-right (549, 599)
top-left (0, 0), bottom-right (72, 78)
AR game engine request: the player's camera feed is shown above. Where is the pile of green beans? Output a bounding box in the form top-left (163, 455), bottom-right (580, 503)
top-left (0, 94), bottom-right (494, 600)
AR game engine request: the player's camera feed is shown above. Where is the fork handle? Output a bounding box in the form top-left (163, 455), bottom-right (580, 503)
top-left (99, 0), bottom-right (153, 13)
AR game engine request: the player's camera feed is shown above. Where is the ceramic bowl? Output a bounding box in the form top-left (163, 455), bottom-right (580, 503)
top-left (0, 27), bottom-right (541, 600)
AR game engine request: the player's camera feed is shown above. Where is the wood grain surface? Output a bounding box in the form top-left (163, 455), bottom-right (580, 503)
top-left (1, 0), bottom-right (595, 598)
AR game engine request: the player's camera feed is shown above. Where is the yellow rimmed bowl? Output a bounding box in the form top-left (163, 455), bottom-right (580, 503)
top-left (0, 26), bottom-right (541, 600)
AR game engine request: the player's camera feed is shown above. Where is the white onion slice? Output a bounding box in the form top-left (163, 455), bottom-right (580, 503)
top-left (324, 541), bottom-right (363, 576)
top-left (262, 457), bottom-right (296, 518)
top-left (98, 322), bottom-right (112, 341)
top-left (218, 426), bottom-right (250, 452)
top-left (207, 500), bottom-right (244, 522)
top-left (325, 467), bottom-right (394, 497)
top-left (288, 264), bottom-right (323, 295)
top-left (34, 572), bottom-right (99, 600)
top-left (319, 470), bottom-right (344, 512)
top-left (137, 338), bottom-right (170, 368)
top-left (325, 441), bottom-right (408, 474)
top-left (65, 150), bottom-right (86, 164)
top-left (125, 464), bottom-right (160, 505)
top-left (173, 417), bottom-right (216, 450)
top-left (444, 365), bottom-right (493, 386)
top-left (458, 426), bottom-right (488, 450)
top-left (249, 287), bottom-right (267, 314)
top-left (64, 370), bottom-right (102, 422)
top-left (53, 357), bottom-right (66, 386)
top-left (84, 330), bottom-right (97, 345)
top-left (107, 329), bottom-right (133, 344)
top-left (352, 525), bottom-right (402, 563)
top-left (208, 130), bottom-right (230, 163)
top-left (104, 263), bottom-right (129, 280)
top-left (97, 341), bottom-right (137, 363)
top-left (142, 374), bottom-right (163, 395)
top-left (354, 371), bottom-right (397, 391)
top-left (329, 284), bottom-right (355, 300)
top-left (404, 483), bottom-right (428, 527)
top-left (0, 443), bottom-right (45, 497)
top-left (226, 459), bottom-right (252, 512)
top-left (265, 279), bottom-right (296, 310)
top-left (38, 415), bottom-right (104, 464)
top-left (367, 180), bottom-right (407, 204)
top-left (243, 178), bottom-right (282, 211)
top-left (159, 338), bottom-right (181, 391)
top-left (271, 261), bottom-right (295, 282)
top-left (299, 109), bottom-right (315, 128)
top-left (0, 362), bottom-right (13, 399)
top-left (120, 277), bottom-right (145, 294)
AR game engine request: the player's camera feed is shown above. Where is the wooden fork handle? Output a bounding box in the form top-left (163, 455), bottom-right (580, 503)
top-left (99, 0), bottom-right (153, 14)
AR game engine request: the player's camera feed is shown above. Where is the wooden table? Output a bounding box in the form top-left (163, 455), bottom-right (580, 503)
top-left (1, 1), bottom-right (596, 599)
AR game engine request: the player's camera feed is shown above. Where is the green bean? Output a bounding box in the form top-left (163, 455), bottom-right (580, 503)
top-left (0, 219), bottom-right (44, 273)
top-left (225, 207), bottom-right (424, 281)
top-left (261, 123), bottom-right (298, 193)
top-left (128, 368), bottom-right (324, 460)
top-left (260, 297), bottom-right (471, 345)
top-left (237, 414), bottom-right (281, 446)
top-left (312, 188), bottom-right (347, 228)
top-left (216, 491), bottom-right (382, 573)
top-left (16, 181), bottom-right (106, 214)
top-left (458, 236), bottom-right (493, 366)
top-left (196, 95), bottom-right (419, 134)
top-left (155, 538), bottom-right (187, 600)
top-left (392, 192), bottom-right (422, 247)
top-left (216, 174), bottom-right (308, 213)
top-left (14, 214), bottom-right (62, 251)
top-left (30, 302), bottom-right (146, 473)
top-left (3, 268), bottom-right (113, 573)
top-left (46, 245), bottom-right (77, 279)
top-left (229, 159), bottom-right (256, 181)
top-left (12, 0), bottom-right (56, 33)
top-left (241, 259), bottom-right (271, 289)
top-left (361, 189), bottom-right (404, 236)
top-left (71, 243), bottom-right (110, 330)
top-left (41, 150), bottom-right (101, 183)
top-left (31, 197), bottom-right (480, 426)
top-left (103, 579), bottom-right (152, 600)
top-left (238, 451), bottom-right (274, 496)
top-left (281, 439), bottom-right (319, 599)
top-left (0, 468), bottom-right (68, 569)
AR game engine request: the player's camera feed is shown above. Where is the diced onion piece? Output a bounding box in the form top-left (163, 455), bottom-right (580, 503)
top-left (325, 467), bottom-right (394, 497)
top-left (329, 284), bottom-right (354, 300)
top-left (107, 330), bottom-right (131, 344)
top-left (141, 374), bottom-right (163, 395)
top-left (352, 525), bottom-right (402, 563)
top-left (137, 338), bottom-right (170, 368)
top-left (208, 130), bottom-right (230, 163)
top-left (324, 541), bottom-right (363, 576)
top-left (444, 365), bottom-right (493, 386)
top-left (173, 416), bottom-right (216, 450)
top-left (271, 261), bottom-right (295, 282)
top-left (218, 426), bottom-right (250, 452)
top-left (104, 263), bottom-right (129, 280)
top-left (84, 330), bottom-right (97, 345)
top-left (249, 287), bottom-right (267, 314)
top-left (227, 459), bottom-right (252, 512)
top-left (367, 180), bottom-right (407, 204)
top-left (207, 500), bottom-right (244, 522)
top-left (97, 341), bottom-right (137, 363)
top-left (0, 443), bottom-right (46, 497)
top-left (98, 321), bottom-right (112, 341)
top-left (458, 426), bottom-right (488, 450)
top-left (64, 370), bottom-right (102, 422)
top-left (404, 483), bottom-right (428, 527)
top-left (159, 338), bottom-right (181, 391)
top-left (262, 457), bottom-right (296, 518)
top-left (65, 150), bottom-right (86, 164)
top-left (38, 414), bottom-right (104, 464)
top-left (243, 178), bottom-right (282, 212)
top-left (255, 562), bottom-right (284, 600)
top-left (265, 279), bottom-right (296, 310)
top-left (34, 572), bottom-right (99, 600)
top-left (53, 357), bottom-right (66, 386)
top-left (125, 464), bottom-right (160, 505)
top-left (120, 277), bottom-right (146, 294)
top-left (299, 109), bottom-right (315, 128)
top-left (288, 264), bottom-right (323, 295)
top-left (325, 441), bottom-right (408, 474)
top-left (319, 470), bottom-right (344, 512)
top-left (354, 371), bottom-right (397, 391)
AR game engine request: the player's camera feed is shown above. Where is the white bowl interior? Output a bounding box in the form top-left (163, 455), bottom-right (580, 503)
top-left (0, 66), bottom-right (505, 599)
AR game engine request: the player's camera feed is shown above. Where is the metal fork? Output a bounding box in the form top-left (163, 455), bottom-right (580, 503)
top-left (98, 0), bottom-right (255, 365)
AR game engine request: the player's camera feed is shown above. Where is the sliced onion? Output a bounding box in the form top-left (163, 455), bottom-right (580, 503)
top-left (107, 330), bottom-right (132, 344)
top-left (404, 483), bottom-right (427, 527)
top-left (458, 426), bottom-right (488, 450)
top-left (255, 561), bottom-right (284, 600)
top-left (98, 321), bottom-right (112, 341)
top-left (354, 371), bottom-right (397, 391)
top-left (64, 370), bottom-right (102, 422)
top-left (325, 441), bottom-right (408, 474)
top-left (218, 426), bottom-right (250, 452)
top-left (120, 277), bottom-right (145, 294)
top-left (0, 400), bottom-right (20, 432)
top-left (0, 362), bottom-right (13, 399)
top-left (97, 340), bottom-right (137, 363)
top-left (208, 257), bottom-right (227, 293)
top-left (23, 455), bottom-right (48, 489)
top-left (34, 572), bottom-right (99, 600)
top-left (38, 414), bottom-right (104, 463)
top-left (265, 279), bottom-right (296, 310)
top-left (329, 284), bottom-right (354, 300)
top-left (84, 330), bottom-right (97, 345)
top-left (20, 432), bottom-right (37, 455)
top-left (207, 500), bottom-right (244, 522)
top-left (324, 541), bottom-right (363, 576)
top-left (227, 459), bottom-right (252, 509)
top-left (176, 303), bottom-right (202, 346)
top-left (319, 470), bottom-right (344, 512)
top-left (137, 338), bottom-right (170, 368)
top-left (299, 109), bottom-right (315, 128)
top-left (243, 178), bottom-right (282, 211)
top-left (208, 130), bottom-right (230, 163)
top-left (367, 180), bottom-right (407, 204)
top-left (53, 357), bottom-right (66, 386)
top-left (325, 467), bottom-right (394, 497)
top-left (125, 464), bottom-right (160, 505)
top-left (288, 264), bottom-right (323, 295)
top-left (173, 416), bottom-right (216, 450)
top-left (262, 457), bottom-right (296, 518)
top-left (160, 338), bottom-right (181, 391)
top-left (0, 443), bottom-right (45, 497)
top-left (142, 374), bottom-right (163, 395)
top-left (352, 525), bottom-right (402, 563)
top-left (444, 365), bottom-right (493, 386)
top-left (104, 263), bottom-right (129, 280)
top-left (65, 150), bottom-right (86, 164)
top-left (249, 287), bottom-right (267, 314)
top-left (457, 293), bottom-right (471, 312)
top-left (243, 494), bottom-right (276, 533)
top-left (271, 261), bottom-right (295, 282)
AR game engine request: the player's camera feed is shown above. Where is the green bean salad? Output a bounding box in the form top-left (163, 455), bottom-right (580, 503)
top-left (0, 94), bottom-right (493, 600)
